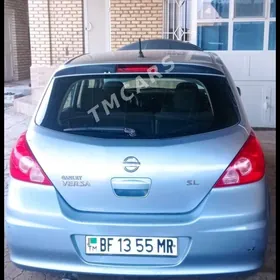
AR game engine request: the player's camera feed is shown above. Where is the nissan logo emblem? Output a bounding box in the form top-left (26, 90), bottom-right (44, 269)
top-left (123, 156), bottom-right (140, 173)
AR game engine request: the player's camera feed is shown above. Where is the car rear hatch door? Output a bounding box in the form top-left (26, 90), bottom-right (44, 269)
top-left (27, 124), bottom-right (248, 214)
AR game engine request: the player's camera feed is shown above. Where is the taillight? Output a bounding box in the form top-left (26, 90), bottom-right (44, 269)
top-left (116, 65), bottom-right (155, 73)
top-left (9, 132), bottom-right (52, 185)
top-left (214, 131), bottom-right (265, 188)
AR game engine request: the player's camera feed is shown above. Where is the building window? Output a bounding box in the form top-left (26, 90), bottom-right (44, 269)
top-left (269, 21), bottom-right (276, 50)
top-left (269, 0), bottom-right (276, 50)
top-left (233, 22), bottom-right (264, 50)
top-left (197, 23), bottom-right (228, 50)
top-left (195, 0), bottom-right (276, 51)
top-left (270, 0), bottom-right (276, 17)
top-left (234, 0), bottom-right (265, 17)
top-left (197, 0), bottom-right (229, 19)
top-left (196, 0), bottom-right (230, 50)
top-left (163, 0), bottom-right (191, 41)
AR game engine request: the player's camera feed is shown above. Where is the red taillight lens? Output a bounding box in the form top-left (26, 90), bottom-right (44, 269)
top-left (214, 132), bottom-right (265, 188)
top-left (9, 132), bottom-right (52, 185)
top-left (116, 65), bottom-right (155, 73)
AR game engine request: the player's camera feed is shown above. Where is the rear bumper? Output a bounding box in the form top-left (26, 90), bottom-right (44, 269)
top-left (5, 178), bottom-right (269, 276)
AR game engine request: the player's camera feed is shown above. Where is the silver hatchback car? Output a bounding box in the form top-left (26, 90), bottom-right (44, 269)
top-left (5, 50), bottom-right (269, 278)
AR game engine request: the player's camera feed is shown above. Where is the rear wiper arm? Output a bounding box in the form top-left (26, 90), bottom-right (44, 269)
top-left (63, 127), bottom-right (137, 137)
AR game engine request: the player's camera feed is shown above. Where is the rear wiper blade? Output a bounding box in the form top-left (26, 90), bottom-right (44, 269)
top-left (63, 127), bottom-right (137, 137)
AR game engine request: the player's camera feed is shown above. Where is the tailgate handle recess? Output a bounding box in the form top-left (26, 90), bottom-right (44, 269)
top-left (111, 178), bottom-right (151, 197)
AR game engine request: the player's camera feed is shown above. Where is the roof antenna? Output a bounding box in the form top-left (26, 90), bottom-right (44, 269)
top-left (138, 38), bottom-right (144, 58)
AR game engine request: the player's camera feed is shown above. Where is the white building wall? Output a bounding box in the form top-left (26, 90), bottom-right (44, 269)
top-left (189, 0), bottom-right (276, 128)
top-left (216, 51), bottom-right (275, 128)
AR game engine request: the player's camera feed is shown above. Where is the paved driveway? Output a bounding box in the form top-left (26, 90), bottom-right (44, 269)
top-left (4, 107), bottom-right (275, 280)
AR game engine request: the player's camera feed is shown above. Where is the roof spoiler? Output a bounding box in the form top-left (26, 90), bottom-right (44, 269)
top-left (64, 53), bottom-right (87, 65)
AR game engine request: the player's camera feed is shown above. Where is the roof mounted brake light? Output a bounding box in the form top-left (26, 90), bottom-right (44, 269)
top-left (116, 65), bottom-right (154, 73)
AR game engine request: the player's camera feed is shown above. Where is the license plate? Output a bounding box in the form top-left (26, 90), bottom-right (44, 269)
top-left (85, 236), bottom-right (178, 256)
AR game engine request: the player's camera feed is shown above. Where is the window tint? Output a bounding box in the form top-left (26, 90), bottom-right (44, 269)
top-left (36, 74), bottom-right (239, 139)
top-left (197, 23), bottom-right (228, 50)
top-left (233, 22), bottom-right (264, 50)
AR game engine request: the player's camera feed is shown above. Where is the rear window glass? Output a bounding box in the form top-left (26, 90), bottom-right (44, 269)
top-left (36, 74), bottom-right (239, 139)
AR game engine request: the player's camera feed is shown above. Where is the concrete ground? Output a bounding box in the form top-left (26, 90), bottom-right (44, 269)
top-left (4, 107), bottom-right (275, 280)
top-left (4, 80), bottom-right (31, 106)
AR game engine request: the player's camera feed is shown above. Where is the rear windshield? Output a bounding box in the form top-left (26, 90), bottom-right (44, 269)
top-left (36, 74), bottom-right (239, 139)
